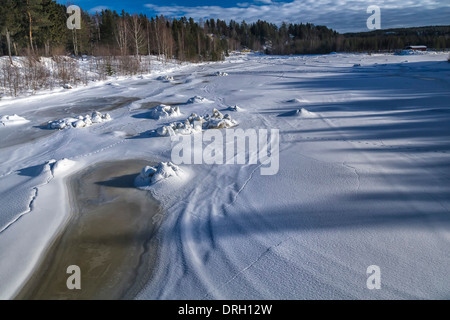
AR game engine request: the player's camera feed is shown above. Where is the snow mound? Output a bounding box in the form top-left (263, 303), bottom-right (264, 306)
top-left (154, 109), bottom-right (238, 136)
top-left (186, 96), bottom-right (213, 104)
top-left (149, 104), bottom-right (182, 120)
top-left (279, 108), bottom-right (318, 118)
top-left (226, 105), bottom-right (243, 112)
top-left (205, 108), bottom-right (239, 129)
top-left (0, 115), bottom-right (30, 126)
top-left (157, 75), bottom-right (174, 81)
top-left (155, 119), bottom-right (203, 137)
top-left (214, 71), bottom-right (229, 76)
top-left (297, 108), bottom-right (318, 118)
top-left (135, 162), bottom-right (184, 186)
top-left (48, 111), bottom-right (112, 130)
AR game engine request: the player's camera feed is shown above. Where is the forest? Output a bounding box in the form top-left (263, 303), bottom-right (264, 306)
top-left (1, 0), bottom-right (449, 63)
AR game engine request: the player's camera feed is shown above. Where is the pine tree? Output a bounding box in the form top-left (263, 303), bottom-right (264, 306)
top-left (23, 0), bottom-right (50, 54)
top-left (1, 0), bottom-right (23, 62)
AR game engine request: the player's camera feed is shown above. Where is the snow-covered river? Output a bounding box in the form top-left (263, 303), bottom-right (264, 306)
top-left (0, 52), bottom-right (449, 299)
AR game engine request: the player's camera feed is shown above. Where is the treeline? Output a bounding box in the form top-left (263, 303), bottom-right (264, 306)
top-left (1, 0), bottom-right (449, 63)
top-left (0, 0), bottom-right (228, 62)
top-left (343, 26), bottom-right (450, 52)
top-left (0, 0), bottom-right (343, 60)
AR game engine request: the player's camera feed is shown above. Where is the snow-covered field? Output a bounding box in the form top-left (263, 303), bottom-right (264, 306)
top-left (0, 52), bottom-right (449, 299)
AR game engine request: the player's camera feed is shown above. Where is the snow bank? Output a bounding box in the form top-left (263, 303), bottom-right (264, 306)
top-left (135, 162), bottom-right (184, 186)
top-left (47, 111), bottom-right (111, 130)
top-left (186, 96), bottom-right (213, 104)
top-left (154, 108), bottom-right (238, 136)
top-left (149, 104), bottom-right (182, 120)
top-left (0, 115), bottom-right (30, 126)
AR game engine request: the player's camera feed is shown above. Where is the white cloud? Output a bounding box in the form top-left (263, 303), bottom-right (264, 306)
top-left (89, 5), bottom-right (110, 14)
top-left (143, 1), bottom-right (450, 32)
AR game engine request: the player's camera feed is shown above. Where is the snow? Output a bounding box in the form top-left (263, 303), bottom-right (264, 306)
top-left (186, 96), bottom-right (213, 104)
top-left (0, 51), bottom-right (449, 300)
top-left (47, 111), bottom-right (111, 129)
top-left (279, 108), bottom-right (318, 118)
top-left (1, 115), bottom-right (30, 126)
top-left (153, 108), bottom-right (238, 136)
top-left (50, 158), bottom-right (77, 176)
top-left (157, 75), bottom-right (175, 82)
top-left (214, 71), bottom-right (229, 76)
top-left (226, 105), bottom-right (243, 112)
top-left (395, 50), bottom-right (427, 56)
top-left (149, 105), bottom-right (182, 120)
top-left (135, 162), bottom-right (185, 186)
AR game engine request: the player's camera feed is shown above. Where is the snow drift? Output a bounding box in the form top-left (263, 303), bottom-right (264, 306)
top-left (0, 115), bottom-right (30, 126)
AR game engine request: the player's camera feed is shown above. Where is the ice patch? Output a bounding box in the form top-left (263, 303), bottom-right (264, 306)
top-left (149, 104), bottom-right (182, 120)
top-left (48, 111), bottom-right (112, 130)
top-left (135, 162), bottom-right (184, 186)
top-left (186, 96), bottom-right (213, 104)
top-left (0, 115), bottom-right (30, 126)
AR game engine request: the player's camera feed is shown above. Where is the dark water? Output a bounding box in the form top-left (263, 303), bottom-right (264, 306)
top-left (16, 160), bottom-right (161, 300)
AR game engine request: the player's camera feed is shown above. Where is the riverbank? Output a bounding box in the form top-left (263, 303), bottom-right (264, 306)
top-left (16, 160), bottom-right (161, 300)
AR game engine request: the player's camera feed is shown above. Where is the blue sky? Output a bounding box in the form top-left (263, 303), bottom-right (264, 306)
top-left (58, 0), bottom-right (450, 33)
